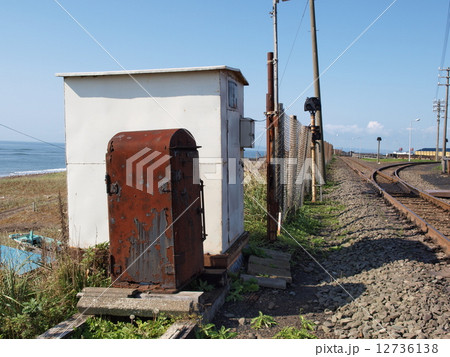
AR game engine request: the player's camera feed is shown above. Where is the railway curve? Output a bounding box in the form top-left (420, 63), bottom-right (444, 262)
top-left (341, 157), bottom-right (450, 255)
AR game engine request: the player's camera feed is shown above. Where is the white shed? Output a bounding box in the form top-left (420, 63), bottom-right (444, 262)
top-left (57, 66), bottom-right (251, 256)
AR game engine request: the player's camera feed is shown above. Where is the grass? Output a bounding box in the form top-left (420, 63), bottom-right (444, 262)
top-left (0, 172), bottom-right (112, 338)
top-left (243, 173), bottom-right (343, 260)
top-left (0, 243), bottom-right (111, 338)
top-left (361, 158), bottom-right (431, 163)
top-left (0, 159), bottom-right (343, 338)
top-left (0, 172), bottom-right (68, 249)
top-left (72, 314), bottom-right (174, 339)
top-left (0, 172), bottom-right (67, 211)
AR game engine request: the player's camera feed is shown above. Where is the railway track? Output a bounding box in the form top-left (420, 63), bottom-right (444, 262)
top-left (341, 157), bottom-right (450, 255)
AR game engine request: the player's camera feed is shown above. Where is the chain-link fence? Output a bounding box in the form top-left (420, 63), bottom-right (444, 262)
top-left (274, 110), bottom-right (334, 220)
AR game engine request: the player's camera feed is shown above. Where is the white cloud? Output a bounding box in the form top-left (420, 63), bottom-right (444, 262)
top-left (366, 121), bottom-right (384, 134)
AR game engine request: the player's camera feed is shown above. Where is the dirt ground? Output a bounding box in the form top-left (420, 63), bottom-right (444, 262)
top-left (0, 172), bottom-right (67, 246)
top-left (1, 164), bottom-right (448, 339)
top-left (212, 158), bottom-right (449, 339)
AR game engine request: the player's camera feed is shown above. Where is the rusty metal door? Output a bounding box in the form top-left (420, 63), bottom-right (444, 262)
top-left (106, 129), bottom-right (204, 292)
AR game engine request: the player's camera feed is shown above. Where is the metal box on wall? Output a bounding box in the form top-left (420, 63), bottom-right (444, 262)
top-left (105, 129), bottom-right (204, 291)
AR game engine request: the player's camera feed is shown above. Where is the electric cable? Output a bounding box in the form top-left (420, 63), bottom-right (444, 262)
top-left (280, 0), bottom-right (309, 85)
top-left (436, 0), bottom-right (450, 98)
top-left (0, 123), bottom-right (65, 150)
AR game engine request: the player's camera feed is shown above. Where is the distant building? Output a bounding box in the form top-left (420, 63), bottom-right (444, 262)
top-left (415, 148), bottom-right (450, 158)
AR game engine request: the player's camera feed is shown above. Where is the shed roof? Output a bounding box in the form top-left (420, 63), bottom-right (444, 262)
top-left (56, 65), bottom-right (248, 85)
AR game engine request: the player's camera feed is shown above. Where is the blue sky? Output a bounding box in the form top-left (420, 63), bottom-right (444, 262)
top-left (0, 0), bottom-right (449, 153)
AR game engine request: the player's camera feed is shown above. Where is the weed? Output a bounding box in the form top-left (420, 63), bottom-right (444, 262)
top-left (299, 313), bottom-right (315, 330)
top-left (72, 314), bottom-right (174, 339)
top-left (243, 278), bottom-right (260, 292)
top-left (257, 273), bottom-right (270, 278)
top-left (243, 180), bottom-right (267, 246)
top-left (57, 191), bottom-right (68, 245)
top-left (273, 313), bottom-right (316, 339)
top-left (242, 242), bottom-right (268, 258)
top-left (0, 242), bottom-right (111, 338)
top-left (195, 323), bottom-right (237, 339)
top-left (188, 278), bottom-right (214, 292)
top-left (273, 326), bottom-right (317, 339)
top-left (225, 287), bottom-right (244, 303)
top-left (225, 276), bottom-right (259, 302)
top-left (250, 311), bottom-right (277, 329)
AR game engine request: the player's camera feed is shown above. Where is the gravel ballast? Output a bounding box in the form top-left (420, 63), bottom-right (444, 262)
top-left (213, 157), bottom-right (450, 339)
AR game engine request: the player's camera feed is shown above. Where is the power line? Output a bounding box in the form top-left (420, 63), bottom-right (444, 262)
top-left (0, 123), bottom-right (65, 151)
top-left (436, 0), bottom-right (450, 98)
top-left (280, 0), bottom-right (309, 85)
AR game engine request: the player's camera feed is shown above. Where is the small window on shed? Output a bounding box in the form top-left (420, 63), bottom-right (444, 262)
top-left (228, 80), bottom-right (238, 109)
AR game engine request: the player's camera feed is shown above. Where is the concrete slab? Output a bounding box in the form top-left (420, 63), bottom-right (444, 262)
top-left (249, 254), bottom-right (291, 270)
top-left (261, 248), bottom-right (291, 261)
top-left (241, 273), bottom-right (286, 290)
top-left (78, 287), bottom-right (138, 298)
top-left (137, 291), bottom-right (205, 304)
top-left (77, 296), bottom-right (199, 317)
top-left (247, 261), bottom-right (292, 283)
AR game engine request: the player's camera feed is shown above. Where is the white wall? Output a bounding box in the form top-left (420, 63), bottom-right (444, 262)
top-left (63, 69), bottom-right (245, 254)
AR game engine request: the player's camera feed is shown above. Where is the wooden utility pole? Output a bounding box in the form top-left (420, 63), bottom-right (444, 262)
top-left (272, 0), bottom-right (279, 113)
top-left (309, 0), bottom-right (326, 182)
top-left (438, 68), bottom-right (449, 173)
top-left (266, 52), bottom-right (278, 241)
top-left (433, 99), bottom-right (444, 161)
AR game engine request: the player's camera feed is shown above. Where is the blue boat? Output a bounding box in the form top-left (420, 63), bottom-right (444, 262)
top-left (0, 245), bottom-right (46, 275)
top-left (9, 230), bottom-right (61, 249)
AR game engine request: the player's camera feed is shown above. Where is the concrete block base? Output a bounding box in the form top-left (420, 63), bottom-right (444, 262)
top-left (76, 288), bottom-right (205, 317)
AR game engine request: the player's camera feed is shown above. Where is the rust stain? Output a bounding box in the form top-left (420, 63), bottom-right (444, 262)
top-left (106, 129), bottom-right (204, 292)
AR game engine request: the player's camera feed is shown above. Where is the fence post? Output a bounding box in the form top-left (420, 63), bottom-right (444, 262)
top-left (266, 52), bottom-right (278, 241)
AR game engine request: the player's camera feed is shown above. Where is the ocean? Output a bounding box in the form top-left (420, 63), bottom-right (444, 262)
top-left (244, 148), bottom-right (266, 159)
top-left (0, 141), bottom-right (265, 178)
top-left (0, 141), bottom-right (66, 177)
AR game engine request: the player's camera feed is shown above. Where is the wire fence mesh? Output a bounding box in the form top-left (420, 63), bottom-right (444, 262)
top-left (274, 110), bottom-right (334, 220)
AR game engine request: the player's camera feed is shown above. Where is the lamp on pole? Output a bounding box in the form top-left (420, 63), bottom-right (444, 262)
top-left (408, 118), bottom-right (420, 162)
top-left (377, 137), bottom-right (382, 164)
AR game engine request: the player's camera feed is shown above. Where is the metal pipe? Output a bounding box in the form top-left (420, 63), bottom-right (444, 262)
top-left (434, 100), bottom-right (441, 161)
top-left (310, 112), bottom-right (316, 203)
top-left (443, 73), bottom-right (449, 172)
top-left (266, 52), bottom-right (278, 241)
top-left (409, 118), bottom-right (420, 162)
top-left (377, 139), bottom-right (381, 164)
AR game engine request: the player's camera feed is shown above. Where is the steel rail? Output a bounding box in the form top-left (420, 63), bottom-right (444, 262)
top-left (394, 164), bottom-right (450, 212)
top-left (340, 157), bottom-right (450, 255)
top-left (372, 163), bottom-right (450, 256)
